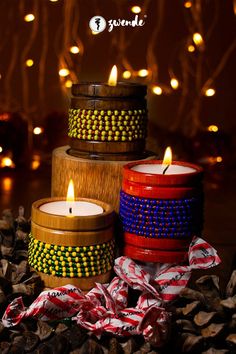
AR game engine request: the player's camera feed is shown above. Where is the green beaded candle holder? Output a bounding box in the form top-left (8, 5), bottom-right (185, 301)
top-left (28, 233), bottom-right (114, 278)
top-left (68, 82), bottom-right (148, 159)
top-left (68, 108), bottom-right (147, 142)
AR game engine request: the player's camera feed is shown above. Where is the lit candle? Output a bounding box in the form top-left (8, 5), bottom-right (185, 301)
top-left (39, 179), bottom-right (103, 216)
top-left (108, 65), bottom-right (118, 86)
top-left (131, 147), bottom-right (196, 175)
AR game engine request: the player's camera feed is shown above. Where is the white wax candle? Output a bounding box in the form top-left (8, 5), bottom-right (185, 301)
top-left (131, 164), bottom-right (196, 175)
top-left (39, 201), bottom-right (103, 216)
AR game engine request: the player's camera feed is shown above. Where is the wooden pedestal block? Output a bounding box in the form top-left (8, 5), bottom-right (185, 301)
top-left (51, 146), bottom-right (155, 213)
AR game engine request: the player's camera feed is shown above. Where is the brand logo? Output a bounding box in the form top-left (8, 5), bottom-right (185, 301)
top-left (89, 15), bottom-right (146, 33)
top-left (89, 16), bottom-right (106, 33)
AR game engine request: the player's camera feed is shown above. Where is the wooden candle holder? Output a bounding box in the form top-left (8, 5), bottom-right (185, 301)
top-left (68, 82), bottom-right (148, 159)
top-left (52, 146), bottom-right (156, 213)
top-left (29, 197), bottom-right (115, 290)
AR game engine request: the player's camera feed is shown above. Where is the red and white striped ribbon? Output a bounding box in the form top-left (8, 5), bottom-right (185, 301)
top-left (2, 236), bottom-right (221, 345)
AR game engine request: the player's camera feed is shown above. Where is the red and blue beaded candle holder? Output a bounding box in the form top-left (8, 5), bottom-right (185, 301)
top-left (119, 160), bottom-right (204, 263)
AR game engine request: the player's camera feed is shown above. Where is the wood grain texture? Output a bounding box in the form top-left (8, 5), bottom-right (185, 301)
top-left (70, 97), bottom-right (146, 110)
top-left (37, 270), bottom-right (112, 290)
top-left (72, 82), bottom-right (147, 98)
top-left (51, 146), bottom-right (156, 213)
top-left (70, 138), bottom-right (145, 154)
top-left (31, 221), bottom-right (113, 246)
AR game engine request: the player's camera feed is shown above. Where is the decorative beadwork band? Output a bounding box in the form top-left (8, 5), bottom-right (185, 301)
top-left (68, 108), bottom-right (147, 142)
top-left (28, 233), bottom-right (115, 278)
top-left (119, 190), bottom-right (203, 239)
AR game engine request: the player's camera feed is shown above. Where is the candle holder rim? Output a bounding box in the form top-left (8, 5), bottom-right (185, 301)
top-left (72, 82), bottom-right (146, 88)
top-left (124, 159), bottom-right (203, 175)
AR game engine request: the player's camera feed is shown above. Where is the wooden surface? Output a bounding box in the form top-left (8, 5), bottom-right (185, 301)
top-left (51, 146), bottom-right (156, 213)
top-left (32, 197), bottom-right (114, 231)
top-left (31, 221), bottom-right (113, 246)
top-left (38, 270), bottom-right (112, 290)
top-left (72, 82), bottom-right (147, 98)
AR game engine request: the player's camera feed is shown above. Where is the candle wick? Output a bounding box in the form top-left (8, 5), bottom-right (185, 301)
top-left (69, 207), bottom-right (72, 214)
top-left (163, 165), bottom-right (170, 175)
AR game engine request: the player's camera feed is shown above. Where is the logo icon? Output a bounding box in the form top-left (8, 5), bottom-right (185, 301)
top-left (89, 16), bottom-right (106, 33)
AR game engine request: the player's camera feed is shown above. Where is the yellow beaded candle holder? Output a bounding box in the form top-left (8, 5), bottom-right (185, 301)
top-left (68, 82), bottom-right (148, 160)
top-left (28, 197), bottom-right (115, 290)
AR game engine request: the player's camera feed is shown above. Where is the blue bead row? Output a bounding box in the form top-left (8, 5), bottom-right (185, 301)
top-left (119, 190), bottom-right (203, 239)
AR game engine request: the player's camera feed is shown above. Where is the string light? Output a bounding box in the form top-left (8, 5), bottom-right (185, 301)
top-left (59, 68), bottom-right (70, 77)
top-left (70, 46), bottom-right (80, 54)
top-left (131, 6), bottom-right (142, 14)
top-left (2, 177), bottom-right (13, 191)
top-left (184, 1), bottom-right (192, 8)
top-left (65, 80), bottom-right (72, 88)
top-left (216, 156), bottom-right (222, 163)
top-left (24, 14), bottom-right (35, 22)
top-left (170, 78), bottom-right (179, 90)
top-left (152, 86), bottom-right (162, 95)
top-left (207, 125), bottom-right (219, 132)
top-left (122, 70), bottom-right (131, 79)
top-left (204, 88), bottom-right (216, 97)
top-left (0, 146), bottom-right (3, 153)
top-left (33, 127), bottom-right (44, 135)
top-left (233, 0), bottom-right (236, 15)
top-left (1, 157), bottom-right (14, 168)
top-left (138, 69), bottom-right (149, 77)
top-left (193, 32), bottom-right (204, 46)
top-left (31, 154), bottom-right (41, 170)
top-left (188, 45), bottom-right (195, 52)
top-left (26, 59), bottom-right (34, 67)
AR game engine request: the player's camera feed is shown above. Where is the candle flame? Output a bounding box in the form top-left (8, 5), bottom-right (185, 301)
top-left (108, 65), bottom-right (117, 86)
top-left (66, 179), bottom-right (75, 202)
top-left (162, 146), bottom-right (172, 165)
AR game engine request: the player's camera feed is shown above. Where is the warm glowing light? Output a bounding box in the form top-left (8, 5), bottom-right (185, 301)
top-left (65, 80), bottom-right (72, 88)
top-left (33, 126), bottom-right (43, 135)
top-left (59, 68), bottom-right (70, 77)
top-left (234, 0), bottom-right (236, 15)
top-left (205, 88), bottom-right (216, 97)
top-left (131, 6), bottom-right (141, 14)
top-left (170, 78), bottom-right (179, 89)
top-left (184, 1), bottom-right (192, 8)
top-left (31, 154), bottom-right (41, 170)
top-left (49, 0), bottom-right (59, 2)
top-left (108, 65), bottom-right (118, 86)
top-left (152, 86), bottom-right (163, 95)
top-left (66, 179), bottom-right (75, 202)
top-left (162, 146), bottom-right (172, 166)
top-left (26, 59), bottom-right (34, 67)
top-left (24, 14), bottom-right (35, 22)
top-left (216, 156), bottom-right (223, 163)
top-left (138, 69), bottom-right (149, 77)
top-left (207, 125), bottom-right (219, 132)
top-left (31, 160), bottom-right (40, 170)
top-left (91, 30), bottom-right (99, 35)
top-left (70, 46), bottom-right (80, 54)
top-left (193, 32), bottom-right (203, 46)
top-left (0, 146), bottom-right (3, 153)
top-left (122, 70), bottom-right (131, 79)
top-left (0, 113), bottom-right (10, 122)
top-left (2, 177), bottom-right (13, 192)
top-left (188, 45), bottom-right (195, 52)
top-left (1, 157), bottom-right (14, 168)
